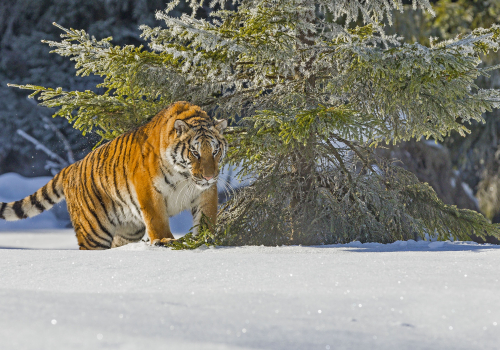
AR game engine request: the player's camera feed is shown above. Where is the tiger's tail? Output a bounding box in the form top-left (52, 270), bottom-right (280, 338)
top-left (0, 170), bottom-right (66, 221)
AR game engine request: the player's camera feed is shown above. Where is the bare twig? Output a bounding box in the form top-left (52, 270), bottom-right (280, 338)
top-left (40, 115), bottom-right (75, 163)
top-left (16, 129), bottom-right (69, 168)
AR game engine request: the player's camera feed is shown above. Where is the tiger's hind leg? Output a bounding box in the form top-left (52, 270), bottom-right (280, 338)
top-left (111, 226), bottom-right (146, 248)
top-left (111, 235), bottom-right (137, 248)
top-left (72, 223), bottom-right (112, 250)
top-left (67, 202), bottom-right (113, 250)
top-left (74, 220), bottom-right (113, 250)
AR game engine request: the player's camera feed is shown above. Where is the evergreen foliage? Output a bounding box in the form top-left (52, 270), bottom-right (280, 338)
top-left (389, 1), bottom-right (500, 222)
top-left (165, 213), bottom-right (221, 249)
top-left (10, 0), bottom-right (500, 245)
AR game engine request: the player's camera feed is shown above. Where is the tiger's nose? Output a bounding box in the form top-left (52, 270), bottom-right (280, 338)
top-left (203, 175), bottom-right (213, 181)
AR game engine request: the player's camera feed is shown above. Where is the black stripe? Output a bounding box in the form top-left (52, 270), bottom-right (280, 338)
top-left (121, 135), bottom-right (142, 217)
top-left (123, 226), bottom-right (146, 240)
top-left (77, 156), bottom-right (90, 205)
top-left (179, 142), bottom-right (187, 160)
top-left (74, 158), bottom-right (110, 246)
top-left (113, 136), bottom-right (128, 206)
top-left (124, 170), bottom-right (142, 217)
top-left (80, 154), bottom-right (113, 244)
top-left (81, 236), bottom-right (95, 249)
top-left (102, 143), bottom-right (121, 224)
top-left (113, 165), bottom-right (127, 205)
top-left (84, 227), bottom-right (109, 249)
top-left (88, 148), bottom-right (114, 226)
top-left (78, 234), bottom-right (91, 250)
top-left (132, 227), bottom-right (145, 237)
top-left (173, 142), bottom-right (181, 160)
top-left (51, 173), bottom-right (61, 198)
top-left (0, 202), bottom-right (6, 219)
top-left (75, 160), bottom-right (92, 213)
top-left (95, 143), bottom-right (119, 225)
top-left (99, 145), bottom-right (109, 169)
top-left (160, 167), bottom-right (174, 188)
top-left (87, 207), bottom-right (114, 243)
top-left (191, 206), bottom-right (199, 217)
top-left (77, 219), bottom-right (98, 249)
top-left (181, 115), bottom-right (199, 123)
top-left (110, 138), bottom-right (128, 221)
top-left (12, 200), bottom-right (27, 219)
top-left (30, 194), bottom-right (45, 213)
top-left (89, 174), bottom-right (113, 226)
top-left (77, 191), bottom-right (112, 247)
top-left (41, 186), bottom-right (55, 205)
top-left (74, 223), bottom-right (92, 250)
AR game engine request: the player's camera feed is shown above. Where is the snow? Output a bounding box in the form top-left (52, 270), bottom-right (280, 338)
top-left (0, 232), bottom-right (499, 350)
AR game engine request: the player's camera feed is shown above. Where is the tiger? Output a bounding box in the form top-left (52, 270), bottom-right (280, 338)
top-left (0, 101), bottom-right (228, 250)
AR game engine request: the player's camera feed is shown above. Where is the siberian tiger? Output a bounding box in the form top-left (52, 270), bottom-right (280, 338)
top-left (0, 101), bottom-right (228, 250)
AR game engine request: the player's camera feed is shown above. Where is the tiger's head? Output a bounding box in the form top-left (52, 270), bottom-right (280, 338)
top-left (164, 103), bottom-right (228, 189)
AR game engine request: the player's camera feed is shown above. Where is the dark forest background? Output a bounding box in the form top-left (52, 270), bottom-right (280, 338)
top-left (1, 0), bottom-right (500, 235)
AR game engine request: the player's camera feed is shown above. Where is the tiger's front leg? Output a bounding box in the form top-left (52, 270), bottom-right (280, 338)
top-left (136, 185), bottom-right (175, 245)
top-left (191, 185), bottom-right (218, 236)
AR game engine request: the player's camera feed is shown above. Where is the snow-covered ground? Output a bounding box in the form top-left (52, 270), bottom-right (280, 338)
top-left (0, 231), bottom-right (499, 350)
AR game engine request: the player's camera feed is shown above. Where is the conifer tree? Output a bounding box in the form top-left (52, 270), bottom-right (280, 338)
top-left (10, 0), bottom-right (500, 245)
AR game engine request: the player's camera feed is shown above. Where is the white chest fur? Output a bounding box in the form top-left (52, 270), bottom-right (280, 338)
top-left (154, 170), bottom-right (204, 216)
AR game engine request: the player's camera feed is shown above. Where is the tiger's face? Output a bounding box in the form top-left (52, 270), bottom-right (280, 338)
top-left (167, 119), bottom-right (228, 189)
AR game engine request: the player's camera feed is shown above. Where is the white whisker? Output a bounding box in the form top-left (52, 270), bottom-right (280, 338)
top-left (174, 179), bottom-right (192, 207)
top-left (217, 177), bottom-right (236, 202)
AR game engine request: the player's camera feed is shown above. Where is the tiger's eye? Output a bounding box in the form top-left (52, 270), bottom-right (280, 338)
top-left (213, 148), bottom-right (219, 156)
top-left (191, 150), bottom-right (200, 158)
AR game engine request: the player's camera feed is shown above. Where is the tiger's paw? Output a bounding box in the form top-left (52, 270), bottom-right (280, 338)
top-left (161, 238), bottom-right (177, 245)
top-left (152, 238), bottom-right (177, 247)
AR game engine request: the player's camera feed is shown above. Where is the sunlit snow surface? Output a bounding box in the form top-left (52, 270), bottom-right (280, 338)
top-left (0, 231), bottom-right (499, 350)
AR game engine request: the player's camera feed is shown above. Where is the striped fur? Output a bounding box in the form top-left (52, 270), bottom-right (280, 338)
top-left (0, 102), bottom-right (228, 250)
top-left (0, 172), bottom-right (64, 221)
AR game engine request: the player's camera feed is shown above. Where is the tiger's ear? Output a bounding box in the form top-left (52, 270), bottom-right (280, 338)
top-left (215, 119), bottom-right (228, 134)
top-left (174, 119), bottom-right (189, 136)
